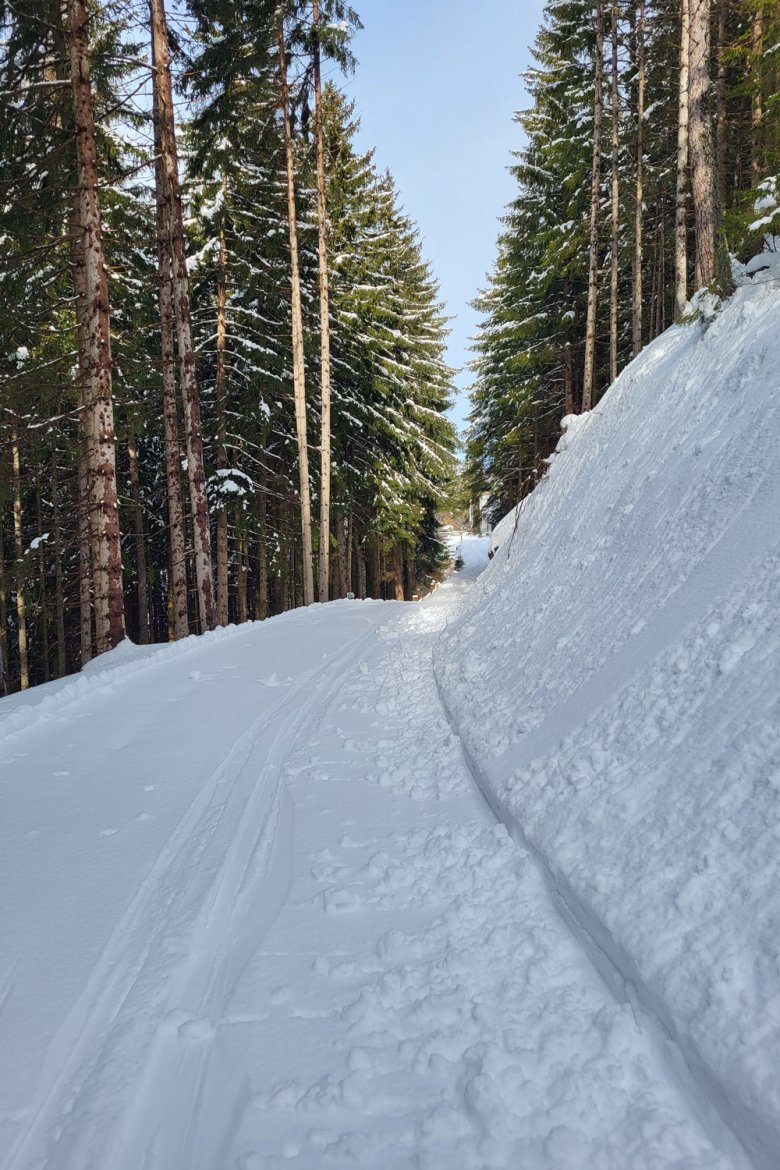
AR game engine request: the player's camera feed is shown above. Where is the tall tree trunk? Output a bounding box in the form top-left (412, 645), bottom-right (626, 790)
top-left (237, 521), bottom-right (248, 623)
top-left (751, 0), bottom-right (764, 178)
top-left (633, 0), bottom-right (645, 357)
top-left (150, 0), bottom-right (216, 633)
top-left (255, 476), bottom-right (269, 621)
top-left (11, 428), bottom-right (29, 690)
top-left (36, 479), bottom-right (50, 682)
top-left (151, 96), bottom-right (189, 641)
top-left (335, 511), bottom-right (349, 598)
top-left (215, 176), bottom-right (230, 626)
top-left (689, 0), bottom-right (732, 292)
top-left (563, 340), bottom-right (575, 415)
top-left (68, 0), bottom-right (125, 652)
top-left (675, 0), bottom-right (691, 317)
top-left (715, 0), bottom-right (729, 212)
top-left (313, 0), bottom-right (333, 604)
top-left (0, 513), bottom-right (8, 696)
top-left (127, 421), bottom-right (150, 643)
top-left (51, 452), bottom-right (67, 677)
top-left (353, 528), bottom-right (366, 599)
top-left (392, 548), bottom-right (405, 602)
top-left (609, 0), bottom-right (620, 383)
top-left (582, 0), bottom-right (604, 412)
top-left (78, 448), bottom-right (93, 665)
top-left (278, 20), bottom-right (315, 606)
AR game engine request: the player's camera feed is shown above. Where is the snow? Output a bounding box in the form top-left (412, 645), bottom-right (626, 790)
top-left (437, 277), bottom-right (780, 1169)
top-left (1, 280), bottom-right (779, 1168)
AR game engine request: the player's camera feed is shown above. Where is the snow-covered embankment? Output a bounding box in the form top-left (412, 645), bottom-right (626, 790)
top-left (436, 276), bottom-right (780, 1169)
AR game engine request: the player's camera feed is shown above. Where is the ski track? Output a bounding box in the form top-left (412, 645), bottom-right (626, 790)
top-left (221, 572), bottom-right (737, 1169)
top-left (1, 556), bottom-right (751, 1169)
top-left (6, 626), bottom-right (378, 1170)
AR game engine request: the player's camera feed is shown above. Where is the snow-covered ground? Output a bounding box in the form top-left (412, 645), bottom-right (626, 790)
top-left (3, 279), bottom-right (779, 1169)
top-left (0, 536), bottom-right (744, 1169)
top-left (437, 276), bottom-right (780, 1170)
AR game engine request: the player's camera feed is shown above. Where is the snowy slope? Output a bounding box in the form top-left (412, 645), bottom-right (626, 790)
top-left (437, 277), bottom-right (780, 1168)
top-left (0, 545), bottom-right (743, 1170)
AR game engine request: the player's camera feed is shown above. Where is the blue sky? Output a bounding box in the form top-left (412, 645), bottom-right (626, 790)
top-left (344, 0), bottom-right (546, 434)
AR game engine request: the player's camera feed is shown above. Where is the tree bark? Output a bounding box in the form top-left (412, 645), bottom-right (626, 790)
top-left (715, 0), bottom-right (729, 211)
top-left (127, 421), bottom-right (150, 643)
top-left (68, 0), bottom-right (125, 652)
top-left (237, 521), bottom-right (248, 623)
top-left (78, 447), bottom-right (93, 665)
top-left (689, 0), bottom-right (731, 292)
top-left (582, 0), bottom-right (604, 413)
top-left (278, 20), bottom-right (315, 607)
top-left (151, 97), bottom-right (189, 641)
top-left (150, 0), bottom-right (216, 633)
top-left (751, 0), bottom-right (764, 178)
top-left (11, 428), bottom-right (29, 690)
top-left (313, 0), bottom-right (333, 603)
top-left (609, 0), bottom-right (620, 383)
top-left (335, 511), bottom-right (349, 598)
top-left (675, 0), bottom-right (691, 318)
top-left (632, 0), bottom-right (645, 358)
top-left (392, 548), bottom-right (405, 602)
top-left (36, 479), bottom-right (50, 682)
top-left (215, 175), bottom-right (230, 626)
top-left (255, 475), bottom-right (269, 621)
top-left (0, 512), bottom-right (8, 695)
top-left (51, 451), bottom-right (67, 677)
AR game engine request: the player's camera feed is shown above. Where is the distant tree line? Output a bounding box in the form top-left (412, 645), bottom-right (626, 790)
top-left (467, 0), bottom-right (780, 525)
top-left (0, 0), bottom-right (456, 694)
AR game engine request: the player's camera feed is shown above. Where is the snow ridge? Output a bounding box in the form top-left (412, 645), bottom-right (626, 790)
top-left (438, 279), bottom-right (780, 1170)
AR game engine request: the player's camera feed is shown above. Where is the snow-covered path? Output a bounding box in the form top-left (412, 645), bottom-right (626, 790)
top-left (0, 542), bottom-right (741, 1169)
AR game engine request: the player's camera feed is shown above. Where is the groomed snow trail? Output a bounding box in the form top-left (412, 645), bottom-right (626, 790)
top-left (0, 543), bottom-right (740, 1168)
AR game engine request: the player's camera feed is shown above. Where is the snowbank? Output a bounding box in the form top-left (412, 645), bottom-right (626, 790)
top-left (437, 279), bottom-right (780, 1168)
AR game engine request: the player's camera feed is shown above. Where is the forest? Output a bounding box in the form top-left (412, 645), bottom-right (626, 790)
top-left (467, 0), bottom-right (780, 524)
top-left (0, 0), bottom-right (456, 694)
top-left (1, 0), bottom-right (778, 696)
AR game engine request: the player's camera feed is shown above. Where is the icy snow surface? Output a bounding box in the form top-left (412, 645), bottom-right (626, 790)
top-left (0, 540), bottom-right (739, 1168)
top-left (437, 278), bottom-right (780, 1169)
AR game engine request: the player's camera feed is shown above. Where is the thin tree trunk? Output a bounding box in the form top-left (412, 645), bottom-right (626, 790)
top-left (215, 175), bottom-right (230, 626)
top-left (255, 477), bottom-right (268, 621)
top-left (36, 479), bottom-right (50, 682)
top-left (563, 341), bottom-right (575, 416)
top-left (313, 0), bottom-right (333, 603)
top-left (353, 529), bottom-right (366, 599)
top-left (633, 0), bottom-right (645, 357)
top-left (278, 20), bottom-right (315, 606)
top-left (151, 100), bottom-right (188, 641)
top-left (0, 513), bottom-right (8, 695)
top-left (237, 522), bottom-right (248, 623)
top-left (51, 452), bottom-right (67, 677)
top-left (127, 421), bottom-right (150, 643)
top-left (675, 0), bottom-right (691, 317)
top-left (609, 0), bottom-right (620, 383)
top-left (150, 0), bottom-right (216, 633)
top-left (335, 511), bottom-right (349, 598)
top-left (715, 0), bottom-right (729, 211)
top-left (392, 548), bottom-right (405, 602)
top-left (689, 0), bottom-right (731, 292)
top-left (751, 0), bottom-right (764, 177)
top-left (68, 0), bottom-right (125, 652)
top-left (582, 0), bottom-right (604, 412)
top-left (11, 428), bottom-right (29, 690)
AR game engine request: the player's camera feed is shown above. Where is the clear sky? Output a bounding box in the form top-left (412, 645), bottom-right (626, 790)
top-left (343, 0), bottom-right (547, 434)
